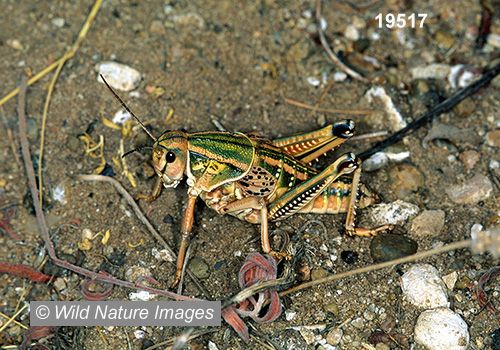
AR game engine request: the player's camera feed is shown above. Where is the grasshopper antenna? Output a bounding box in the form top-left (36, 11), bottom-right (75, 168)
top-left (100, 74), bottom-right (157, 142)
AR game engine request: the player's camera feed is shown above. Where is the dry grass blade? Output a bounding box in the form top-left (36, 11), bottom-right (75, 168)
top-left (280, 240), bottom-right (471, 297)
top-left (316, 0), bottom-right (369, 83)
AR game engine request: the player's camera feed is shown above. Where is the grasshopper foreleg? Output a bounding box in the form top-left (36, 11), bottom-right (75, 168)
top-left (172, 193), bottom-right (198, 288)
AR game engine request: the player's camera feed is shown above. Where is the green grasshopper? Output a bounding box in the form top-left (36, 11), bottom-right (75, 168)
top-left (102, 77), bottom-right (390, 287)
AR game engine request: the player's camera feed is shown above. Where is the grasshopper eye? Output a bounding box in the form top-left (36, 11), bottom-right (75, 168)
top-left (333, 120), bottom-right (355, 138)
top-left (166, 151), bottom-right (176, 163)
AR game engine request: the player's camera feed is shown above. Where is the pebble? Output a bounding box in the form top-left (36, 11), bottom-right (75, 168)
top-left (445, 173), bottom-right (493, 204)
top-left (414, 308), bottom-right (469, 350)
top-left (6, 39), bottom-right (24, 51)
top-left (370, 200), bottom-right (420, 226)
top-left (66, 135), bottom-right (80, 152)
top-left (326, 328), bottom-right (342, 345)
top-left (324, 302), bottom-right (339, 316)
top-left (459, 150), bottom-right (480, 170)
top-left (53, 277), bottom-right (67, 291)
top-left (188, 257), bottom-right (210, 279)
top-left (370, 233), bottom-right (418, 262)
top-left (151, 247), bottom-right (175, 262)
top-left (410, 210), bottom-right (445, 237)
top-left (442, 271), bottom-right (458, 291)
top-left (340, 250), bottom-right (358, 264)
top-left (125, 266), bottom-right (154, 285)
top-left (344, 24), bottom-right (360, 41)
top-left (434, 30), bottom-right (455, 50)
top-left (96, 61), bottom-right (142, 91)
top-left (448, 65), bottom-right (481, 89)
top-left (311, 268), bottom-right (328, 280)
top-left (387, 165), bottom-right (425, 199)
top-left (410, 63), bottom-right (451, 80)
top-left (453, 98), bottom-right (476, 118)
top-left (299, 328), bottom-right (316, 344)
top-left (401, 264), bottom-right (449, 309)
top-left (454, 276), bottom-right (471, 290)
top-left (486, 129), bottom-right (500, 148)
top-left (364, 86), bottom-right (407, 131)
top-left (471, 224), bottom-right (500, 257)
top-left (172, 12), bottom-right (206, 28)
top-left (351, 317), bottom-right (364, 329)
top-left (51, 17), bottom-right (65, 28)
top-left (363, 143), bottom-right (410, 171)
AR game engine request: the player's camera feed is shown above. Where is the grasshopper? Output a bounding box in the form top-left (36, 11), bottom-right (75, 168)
top-left (101, 76), bottom-right (390, 287)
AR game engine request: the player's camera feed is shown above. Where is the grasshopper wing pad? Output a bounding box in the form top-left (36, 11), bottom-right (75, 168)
top-left (188, 132), bottom-right (255, 191)
top-left (238, 166), bottom-right (277, 197)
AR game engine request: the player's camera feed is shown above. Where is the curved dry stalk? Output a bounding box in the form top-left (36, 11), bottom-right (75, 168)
top-left (280, 240), bottom-right (471, 297)
top-left (316, 0), bottom-right (369, 83)
top-left (75, 174), bottom-right (211, 299)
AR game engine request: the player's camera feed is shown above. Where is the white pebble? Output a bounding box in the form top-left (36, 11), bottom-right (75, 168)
top-left (344, 25), bottom-right (359, 41)
top-left (307, 76), bottom-right (321, 87)
top-left (370, 200), bottom-right (419, 226)
top-left (364, 86), bottom-right (407, 131)
top-left (151, 248), bottom-right (175, 262)
top-left (113, 109), bottom-right (132, 124)
top-left (410, 63), bottom-right (451, 80)
top-left (363, 152), bottom-right (389, 172)
top-left (333, 71), bottom-right (347, 82)
top-left (96, 61), bottom-right (142, 91)
top-left (414, 308), bottom-right (469, 350)
top-left (51, 17), bottom-right (65, 28)
top-left (401, 264), bottom-right (449, 309)
top-left (134, 329), bottom-right (146, 339)
top-left (129, 290), bottom-right (155, 301)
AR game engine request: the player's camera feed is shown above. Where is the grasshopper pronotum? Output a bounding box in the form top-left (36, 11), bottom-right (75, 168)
top-left (101, 76), bottom-right (391, 287)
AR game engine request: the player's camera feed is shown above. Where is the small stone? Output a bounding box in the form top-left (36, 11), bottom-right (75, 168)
top-left (459, 150), bottom-right (481, 170)
top-left (434, 30), bottom-right (455, 50)
top-left (53, 277), bottom-right (67, 291)
top-left (324, 302), bottom-right (339, 316)
top-left (151, 247), bottom-right (175, 262)
top-left (370, 200), bottom-right (420, 226)
top-left (410, 210), bottom-right (445, 237)
top-left (317, 114), bottom-right (326, 127)
top-left (299, 328), bottom-right (315, 344)
top-left (370, 233), bottom-right (418, 262)
top-left (96, 61), bottom-right (142, 92)
top-left (375, 344), bottom-right (390, 350)
top-left (66, 135), bottom-right (80, 152)
top-left (401, 264), bottom-right (449, 309)
top-left (448, 65), bottom-right (481, 89)
top-left (125, 266), bottom-right (154, 285)
top-left (351, 317), bottom-right (364, 329)
top-left (410, 63), bottom-right (451, 80)
top-left (7, 39), bottom-right (24, 51)
top-left (149, 20), bottom-right (166, 35)
top-left (486, 129), bottom-right (500, 148)
top-left (173, 12), bottom-right (206, 28)
top-left (344, 24), bottom-right (360, 41)
top-left (188, 258), bottom-right (210, 279)
top-left (363, 152), bottom-right (389, 172)
top-left (51, 17), bottom-right (65, 28)
top-left (414, 308), bottom-right (469, 350)
top-left (453, 99), bottom-right (476, 118)
top-left (380, 315), bottom-right (396, 332)
top-left (387, 165), bottom-right (425, 199)
top-left (445, 173), bottom-right (493, 204)
top-left (364, 310), bottom-right (376, 321)
top-left (442, 271), bottom-right (458, 291)
top-left (326, 328), bottom-right (343, 345)
top-left (311, 268), bottom-right (328, 280)
top-left (454, 276), bottom-right (470, 290)
top-left (340, 250), bottom-right (358, 264)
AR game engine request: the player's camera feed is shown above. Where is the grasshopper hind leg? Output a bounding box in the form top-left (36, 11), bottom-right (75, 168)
top-left (345, 166), bottom-right (393, 237)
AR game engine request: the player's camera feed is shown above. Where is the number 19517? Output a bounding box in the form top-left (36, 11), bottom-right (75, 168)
top-left (375, 13), bottom-right (427, 28)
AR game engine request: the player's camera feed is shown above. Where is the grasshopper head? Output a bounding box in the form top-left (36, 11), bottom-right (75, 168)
top-left (152, 131), bottom-right (188, 188)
